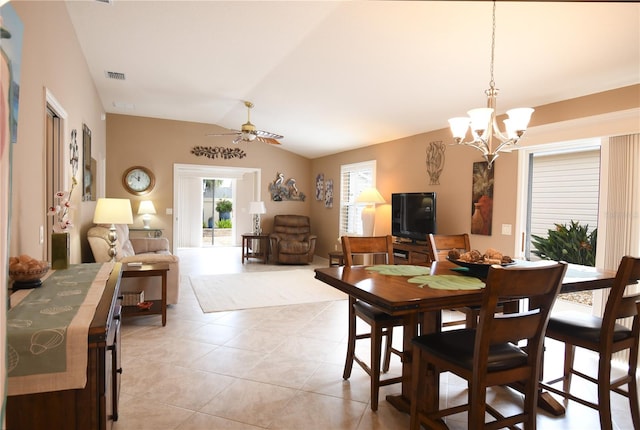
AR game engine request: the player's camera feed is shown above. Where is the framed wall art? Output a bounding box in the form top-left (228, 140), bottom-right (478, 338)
top-left (471, 161), bottom-right (494, 235)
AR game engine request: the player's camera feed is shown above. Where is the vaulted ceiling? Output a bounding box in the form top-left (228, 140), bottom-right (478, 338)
top-left (65, 1), bottom-right (640, 159)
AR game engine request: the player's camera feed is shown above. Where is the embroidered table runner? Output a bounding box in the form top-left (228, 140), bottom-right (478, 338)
top-left (7, 262), bottom-right (114, 395)
top-left (407, 274), bottom-right (485, 290)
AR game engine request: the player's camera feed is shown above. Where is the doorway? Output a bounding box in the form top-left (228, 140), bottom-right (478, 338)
top-left (202, 178), bottom-right (234, 247)
top-left (173, 164), bottom-right (262, 250)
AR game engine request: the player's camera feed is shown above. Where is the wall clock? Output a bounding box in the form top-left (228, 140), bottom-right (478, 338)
top-left (122, 166), bottom-right (155, 195)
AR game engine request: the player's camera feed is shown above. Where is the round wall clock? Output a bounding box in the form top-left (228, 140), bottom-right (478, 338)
top-left (122, 166), bottom-right (155, 195)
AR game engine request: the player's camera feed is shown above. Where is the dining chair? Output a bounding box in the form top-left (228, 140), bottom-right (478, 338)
top-left (427, 233), bottom-right (478, 328)
top-left (341, 235), bottom-right (404, 411)
top-left (410, 261), bottom-right (567, 430)
top-left (540, 255), bottom-right (640, 430)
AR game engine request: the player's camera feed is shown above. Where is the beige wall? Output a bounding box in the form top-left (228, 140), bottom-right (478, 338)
top-left (6, 0), bottom-right (639, 268)
top-left (106, 114), bottom-right (312, 251)
top-left (9, 1), bottom-right (106, 263)
top-left (105, 86), bottom-right (639, 262)
top-left (309, 85), bottom-right (640, 259)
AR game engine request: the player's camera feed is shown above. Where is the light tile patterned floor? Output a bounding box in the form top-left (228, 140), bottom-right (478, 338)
top-left (113, 247), bottom-right (636, 430)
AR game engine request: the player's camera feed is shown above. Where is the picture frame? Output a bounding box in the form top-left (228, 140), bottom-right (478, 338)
top-left (82, 123), bottom-right (94, 201)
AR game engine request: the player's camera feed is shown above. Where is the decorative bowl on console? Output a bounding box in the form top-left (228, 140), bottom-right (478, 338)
top-left (9, 255), bottom-right (50, 289)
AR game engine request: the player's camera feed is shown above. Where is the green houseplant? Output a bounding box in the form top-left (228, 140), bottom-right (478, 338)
top-left (215, 199), bottom-right (232, 220)
top-left (531, 220), bottom-right (597, 266)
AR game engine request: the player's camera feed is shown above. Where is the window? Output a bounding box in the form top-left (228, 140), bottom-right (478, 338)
top-left (524, 141), bottom-right (601, 260)
top-left (339, 160), bottom-right (376, 236)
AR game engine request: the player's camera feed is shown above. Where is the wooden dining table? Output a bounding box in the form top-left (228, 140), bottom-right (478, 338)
top-left (314, 259), bottom-right (617, 415)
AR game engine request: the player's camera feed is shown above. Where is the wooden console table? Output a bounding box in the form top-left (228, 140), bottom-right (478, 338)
top-left (7, 263), bottom-right (123, 430)
top-left (392, 241), bottom-right (432, 265)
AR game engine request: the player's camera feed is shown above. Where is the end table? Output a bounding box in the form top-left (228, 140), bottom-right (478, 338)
top-left (121, 263), bottom-right (169, 326)
top-left (242, 233), bottom-right (270, 264)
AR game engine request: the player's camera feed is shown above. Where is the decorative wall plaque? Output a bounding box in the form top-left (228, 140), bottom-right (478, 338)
top-left (191, 146), bottom-right (246, 160)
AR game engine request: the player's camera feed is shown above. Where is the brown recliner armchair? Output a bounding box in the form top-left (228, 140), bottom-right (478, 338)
top-left (269, 215), bottom-right (317, 264)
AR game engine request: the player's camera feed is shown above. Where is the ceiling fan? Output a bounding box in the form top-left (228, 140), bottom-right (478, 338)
top-left (207, 101), bottom-right (283, 145)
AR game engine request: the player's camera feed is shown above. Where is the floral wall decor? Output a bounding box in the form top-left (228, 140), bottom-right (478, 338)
top-left (471, 161), bottom-right (494, 235)
top-left (324, 179), bottom-right (333, 208)
top-left (315, 173), bottom-right (324, 201)
top-left (191, 146), bottom-right (246, 160)
top-left (47, 129), bottom-right (79, 233)
top-left (269, 172), bottom-right (306, 201)
top-left (426, 140), bottom-right (445, 185)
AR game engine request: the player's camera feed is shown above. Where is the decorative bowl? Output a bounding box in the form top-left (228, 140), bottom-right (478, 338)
top-left (9, 262), bottom-right (50, 289)
top-left (137, 301), bottom-right (154, 310)
top-left (447, 257), bottom-right (515, 278)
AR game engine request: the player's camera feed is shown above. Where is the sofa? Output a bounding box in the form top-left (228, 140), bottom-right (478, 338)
top-left (269, 215), bottom-right (317, 264)
top-left (87, 224), bottom-right (180, 304)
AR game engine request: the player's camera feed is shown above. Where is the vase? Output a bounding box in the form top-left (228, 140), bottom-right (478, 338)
top-left (471, 203), bottom-right (484, 234)
top-left (51, 232), bottom-right (70, 270)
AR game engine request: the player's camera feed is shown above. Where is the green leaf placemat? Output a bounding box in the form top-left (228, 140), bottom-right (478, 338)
top-left (366, 265), bottom-right (431, 276)
top-left (408, 275), bottom-right (485, 290)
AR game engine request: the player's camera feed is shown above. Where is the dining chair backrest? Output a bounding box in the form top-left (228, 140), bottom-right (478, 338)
top-left (341, 235), bottom-right (394, 267)
top-left (475, 262), bottom-right (568, 376)
top-left (601, 256), bottom-right (640, 342)
top-left (428, 233), bottom-right (470, 262)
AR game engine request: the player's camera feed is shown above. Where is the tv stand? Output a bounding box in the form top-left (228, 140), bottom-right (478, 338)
top-left (392, 241), bottom-right (432, 265)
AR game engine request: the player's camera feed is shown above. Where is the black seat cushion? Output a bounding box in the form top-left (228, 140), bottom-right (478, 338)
top-left (413, 329), bottom-right (528, 372)
top-left (548, 311), bottom-right (632, 343)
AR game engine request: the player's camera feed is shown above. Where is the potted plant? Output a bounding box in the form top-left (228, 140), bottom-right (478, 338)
top-left (215, 199), bottom-right (232, 221)
top-left (531, 220), bottom-right (597, 266)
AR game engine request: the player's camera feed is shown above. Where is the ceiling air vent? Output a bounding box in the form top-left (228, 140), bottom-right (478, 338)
top-left (95, 0), bottom-right (113, 5)
top-left (105, 71), bottom-right (125, 80)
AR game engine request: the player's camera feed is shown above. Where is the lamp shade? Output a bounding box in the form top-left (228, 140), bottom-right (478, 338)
top-left (356, 188), bottom-right (385, 205)
top-left (137, 200), bottom-right (157, 215)
top-left (248, 201), bottom-right (266, 214)
top-left (93, 198), bottom-right (134, 225)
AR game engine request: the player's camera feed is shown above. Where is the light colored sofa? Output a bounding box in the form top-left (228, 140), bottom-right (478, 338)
top-left (87, 224), bottom-right (180, 304)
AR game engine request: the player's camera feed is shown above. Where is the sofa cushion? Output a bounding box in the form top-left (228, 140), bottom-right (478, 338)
top-left (121, 240), bottom-right (135, 257)
top-left (130, 237), bottom-right (171, 254)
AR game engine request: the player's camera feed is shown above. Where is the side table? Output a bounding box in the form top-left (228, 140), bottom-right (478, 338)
top-left (328, 250), bottom-right (345, 267)
top-left (242, 233), bottom-right (270, 264)
top-left (121, 262), bottom-right (169, 326)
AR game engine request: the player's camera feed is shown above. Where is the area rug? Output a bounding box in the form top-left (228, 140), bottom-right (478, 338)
top-left (190, 269), bottom-right (347, 313)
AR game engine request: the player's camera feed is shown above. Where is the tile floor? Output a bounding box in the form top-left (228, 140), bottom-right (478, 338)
top-left (114, 247), bottom-right (636, 430)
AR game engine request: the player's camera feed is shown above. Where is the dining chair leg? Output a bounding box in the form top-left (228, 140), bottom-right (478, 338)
top-left (628, 355), bottom-right (640, 430)
top-left (382, 326), bottom-right (393, 372)
top-left (370, 323), bottom-right (383, 411)
top-left (598, 356), bottom-right (614, 430)
top-left (523, 375), bottom-right (538, 430)
top-left (465, 309), bottom-right (478, 328)
top-left (468, 377), bottom-right (487, 429)
top-left (343, 297), bottom-right (357, 380)
top-left (563, 343), bottom-right (576, 392)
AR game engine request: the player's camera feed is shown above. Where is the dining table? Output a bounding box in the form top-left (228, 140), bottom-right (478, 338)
top-left (314, 259), bottom-right (617, 416)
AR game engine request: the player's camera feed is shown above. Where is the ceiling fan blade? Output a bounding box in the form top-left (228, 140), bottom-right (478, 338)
top-left (256, 136), bottom-right (281, 145)
top-left (255, 129), bottom-right (284, 140)
top-left (205, 130), bottom-right (241, 137)
top-left (232, 136), bottom-right (242, 144)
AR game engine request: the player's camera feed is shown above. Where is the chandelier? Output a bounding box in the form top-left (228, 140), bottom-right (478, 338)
top-left (448, 1), bottom-right (534, 168)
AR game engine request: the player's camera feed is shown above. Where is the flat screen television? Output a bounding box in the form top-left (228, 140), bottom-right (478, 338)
top-left (391, 192), bottom-right (436, 242)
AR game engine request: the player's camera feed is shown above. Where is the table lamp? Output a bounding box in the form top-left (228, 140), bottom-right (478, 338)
top-left (248, 201), bottom-right (266, 235)
top-left (137, 200), bottom-right (156, 229)
top-left (93, 198), bottom-right (133, 261)
top-left (356, 187), bottom-right (385, 236)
